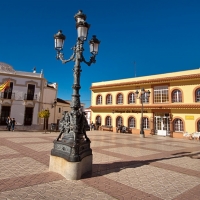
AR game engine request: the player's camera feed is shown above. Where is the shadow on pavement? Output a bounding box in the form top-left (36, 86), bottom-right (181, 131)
top-left (82, 151), bottom-right (200, 179)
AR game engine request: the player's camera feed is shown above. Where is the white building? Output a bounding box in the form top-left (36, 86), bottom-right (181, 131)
top-left (0, 62), bottom-right (57, 130)
top-left (84, 107), bottom-right (91, 125)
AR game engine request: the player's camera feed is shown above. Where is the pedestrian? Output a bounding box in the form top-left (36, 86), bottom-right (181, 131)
top-left (90, 121), bottom-right (95, 131)
top-left (6, 117), bottom-right (12, 131)
top-left (11, 118), bottom-right (16, 131)
top-left (6, 116), bottom-right (10, 129)
top-left (122, 125), bottom-right (126, 133)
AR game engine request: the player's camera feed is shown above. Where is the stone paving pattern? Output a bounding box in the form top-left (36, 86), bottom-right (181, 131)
top-left (0, 130), bottom-right (200, 200)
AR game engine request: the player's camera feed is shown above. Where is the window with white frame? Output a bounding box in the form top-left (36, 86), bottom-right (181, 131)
top-left (174, 119), bottom-right (183, 132)
top-left (128, 93), bottom-right (135, 104)
top-left (117, 93), bottom-right (123, 104)
top-left (154, 86), bottom-right (169, 103)
top-left (116, 116), bottom-right (123, 126)
top-left (172, 89), bottom-right (182, 103)
top-left (96, 95), bottom-right (102, 105)
top-left (128, 117), bottom-right (135, 128)
top-left (141, 93), bottom-right (150, 103)
top-left (106, 116), bottom-right (112, 126)
top-left (195, 88), bottom-right (200, 102)
top-left (143, 117), bottom-right (149, 129)
top-left (106, 94), bottom-right (112, 104)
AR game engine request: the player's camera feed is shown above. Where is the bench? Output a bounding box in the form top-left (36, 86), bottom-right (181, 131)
top-left (183, 132), bottom-right (200, 140)
top-left (192, 132), bottom-right (200, 140)
top-left (100, 125), bottom-right (113, 131)
top-left (117, 126), bottom-right (131, 134)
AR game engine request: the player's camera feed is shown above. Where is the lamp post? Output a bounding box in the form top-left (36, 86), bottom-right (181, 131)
top-left (135, 88), bottom-right (150, 138)
top-left (51, 10), bottom-right (100, 163)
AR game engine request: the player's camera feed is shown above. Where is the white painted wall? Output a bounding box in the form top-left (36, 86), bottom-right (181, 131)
top-left (0, 64), bottom-right (57, 130)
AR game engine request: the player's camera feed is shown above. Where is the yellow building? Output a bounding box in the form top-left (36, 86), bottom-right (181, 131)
top-left (90, 69), bottom-right (200, 138)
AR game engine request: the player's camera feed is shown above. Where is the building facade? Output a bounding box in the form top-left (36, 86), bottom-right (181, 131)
top-left (52, 98), bottom-right (70, 129)
top-left (84, 108), bottom-right (91, 125)
top-left (0, 62), bottom-right (57, 130)
top-left (90, 69), bottom-right (200, 138)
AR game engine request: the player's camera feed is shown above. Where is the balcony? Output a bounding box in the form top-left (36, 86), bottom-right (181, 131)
top-left (0, 92), bottom-right (15, 100)
top-left (24, 94), bottom-right (37, 101)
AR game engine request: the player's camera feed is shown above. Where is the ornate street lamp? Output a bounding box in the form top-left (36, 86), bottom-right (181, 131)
top-left (135, 88), bottom-right (150, 138)
top-left (50, 10), bottom-right (100, 169)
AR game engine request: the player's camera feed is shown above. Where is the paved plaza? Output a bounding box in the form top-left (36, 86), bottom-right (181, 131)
top-left (0, 130), bottom-right (200, 200)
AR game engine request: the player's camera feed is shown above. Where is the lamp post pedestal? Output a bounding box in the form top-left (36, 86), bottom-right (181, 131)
top-left (140, 132), bottom-right (145, 138)
top-left (140, 122), bottom-right (145, 138)
top-left (49, 154), bottom-right (92, 180)
top-left (49, 108), bottom-right (92, 180)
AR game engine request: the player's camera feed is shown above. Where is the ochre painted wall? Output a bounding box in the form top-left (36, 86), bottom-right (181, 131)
top-left (90, 69), bottom-right (200, 139)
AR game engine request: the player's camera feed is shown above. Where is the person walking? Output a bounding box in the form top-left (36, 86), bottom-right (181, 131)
top-left (11, 118), bottom-right (16, 131)
top-left (6, 116), bottom-right (10, 130)
top-left (6, 117), bottom-right (12, 131)
top-left (90, 122), bottom-right (95, 131)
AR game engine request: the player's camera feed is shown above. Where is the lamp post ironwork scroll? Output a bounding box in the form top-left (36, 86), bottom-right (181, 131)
top-left (135, 88), bottom-right (150, 138)
top-left (51, 10), bottom-right (100, 162)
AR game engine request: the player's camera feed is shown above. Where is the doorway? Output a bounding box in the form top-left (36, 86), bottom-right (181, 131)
top-left (0, 106), bottom-right (11, 125)
top-left (155, 114), bottom-right (170, 136)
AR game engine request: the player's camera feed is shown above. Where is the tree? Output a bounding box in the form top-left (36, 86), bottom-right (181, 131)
top-left (38, 109), bottom-right (50, 133)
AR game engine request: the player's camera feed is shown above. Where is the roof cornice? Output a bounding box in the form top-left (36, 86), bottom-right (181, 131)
top-left (90, 104), bottom-right (200, 110)
top-left (91, 73), bottom-right (200, 90)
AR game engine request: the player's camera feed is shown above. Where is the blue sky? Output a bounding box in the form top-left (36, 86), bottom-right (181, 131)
top-left (0, 0), bottom-right (200, 108)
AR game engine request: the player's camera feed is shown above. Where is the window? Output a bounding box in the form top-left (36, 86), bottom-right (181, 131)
top-left (25, 84), bottom-right (35, 100)
top-left (105, 116), bottom-right (112, 126)
top-left (116, 116), bottom-right (123, 126)
top-left (59, 108), bottom-right (61, 113)
top-left (24, 107), bottom-right (34, 125)
top-left (195, 88), bottom-right (200, 102)
top-left (143, 117), bottom-right (149, 129)
top-left (128, 93), bottom-right (135, 104)
top-left (172, 89), bottom-right (182, 103)
top-left (128, 117), bottom-right (135, 128)
top-left (2, 82), bottom-right (14, 99)
top-left (141, 93), bottom-right (150, 103)
top-left (154, 86), bottom-right (169, 103)
top-left (0, 106), bottom-right (11, 125)
top-left (96, 95), bottom-right (102, 105)
top-left (174, 119), bottom-right (183, 132)
top-left (106, 94), bottom-right (112, 104)
top-left (117, 93), bottom-right (123, 104)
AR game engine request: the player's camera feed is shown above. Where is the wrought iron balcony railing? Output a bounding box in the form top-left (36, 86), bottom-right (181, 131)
top-left (0, 92), bottom-right (15, 100)
top-left (24, 94), bottom-right (37, 101)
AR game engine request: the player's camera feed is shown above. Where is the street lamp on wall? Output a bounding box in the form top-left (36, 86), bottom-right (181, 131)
top-left (135, 88), bottom-right (150, 138)
top-left (51, 10), bottom-right (100, 163)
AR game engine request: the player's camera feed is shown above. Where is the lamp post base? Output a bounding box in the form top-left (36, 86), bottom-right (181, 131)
top-left (140, 134), bottom-right (145, 138)
top-left (140, 130), bottom-right (145, 138)
top-left (51, 138), bottom-right (92, 162)
top-left (49, 154), bottom-right (92, 180)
